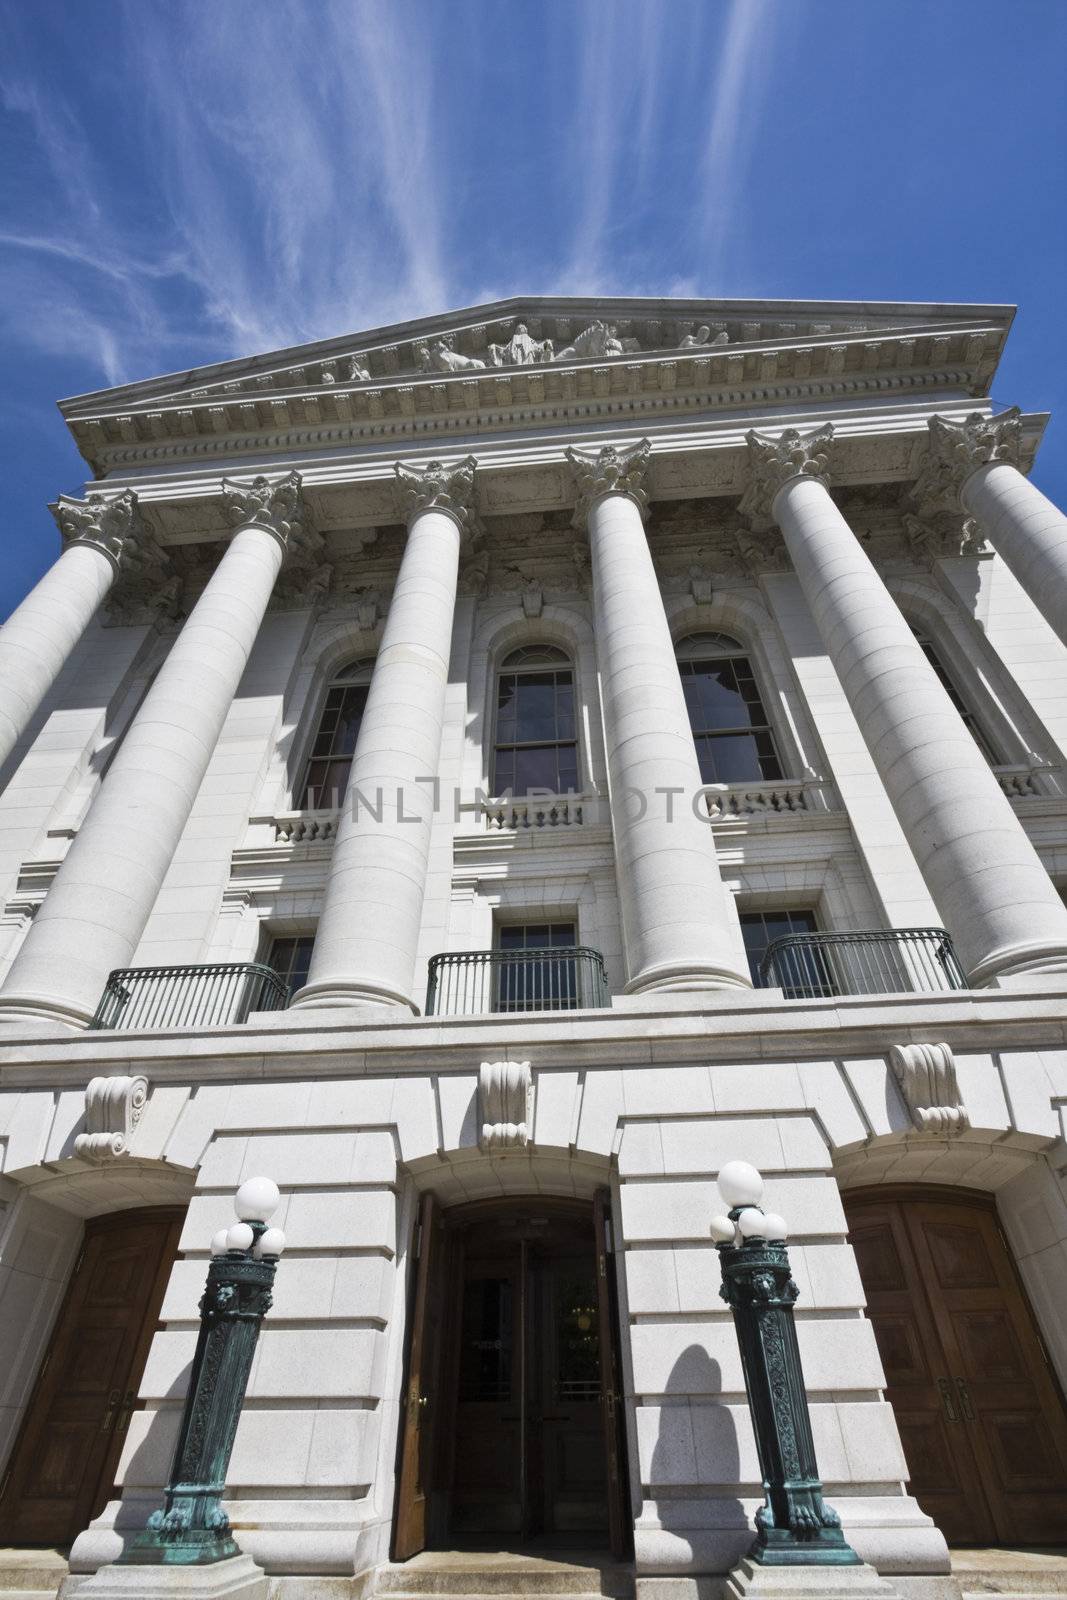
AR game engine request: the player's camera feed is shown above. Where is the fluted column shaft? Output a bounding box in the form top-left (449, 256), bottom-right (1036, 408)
top-left (923, 410), bottom-right (1067, 648)
top-left (0, 474), bottom-right (305, 1030)
top-left (0, 492), bottom-right (143, 768)
top-left (755, 428), bottom-right (1067, 985)
top-left (291, 458), bottom-right (474, 1012)
top-left (569, 442), bottom-right (750, 992)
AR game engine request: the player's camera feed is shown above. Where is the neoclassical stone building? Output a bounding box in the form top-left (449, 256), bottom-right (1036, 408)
top-left (0, 297), bottom-right (1066, 1599)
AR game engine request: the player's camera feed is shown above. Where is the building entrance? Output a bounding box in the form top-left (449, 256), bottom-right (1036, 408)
top-left (393, 1194), bottom-right (628, 1559)
top-left (845, 1187), bottom-right (1067, 1546)
top-left (0, 1205), bottom-right (183, 1546)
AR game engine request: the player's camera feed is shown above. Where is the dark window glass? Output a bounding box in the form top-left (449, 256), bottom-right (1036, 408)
top-left (554, 1270), bottom-right (602, 1402)
top-left (495, 921), bottom-right (578, 1012)
top-left (459, 1275), bottom-right (513, 1402)
top-left (492, 646), bottom-right (579, 795)
top-left (677, 634), bottom-right (783, 784)
top-left (267, 934), bottom-right (316, 996)
top-left (740, 909), bottom-right (822, 992)
top-left (297, 663), bottom-right (372, 808)
top-left (913, 634), bottom-right (1000, 765)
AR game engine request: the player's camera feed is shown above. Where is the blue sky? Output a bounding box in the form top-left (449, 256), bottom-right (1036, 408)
top-left (2, 0), bottom-right (1065, 619)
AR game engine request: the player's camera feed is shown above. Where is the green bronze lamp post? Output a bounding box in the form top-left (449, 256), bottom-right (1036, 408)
top-left (710, 1161), bottom-right (861, 1569)
top-left (121, 1176), bottom-right (285, 1568)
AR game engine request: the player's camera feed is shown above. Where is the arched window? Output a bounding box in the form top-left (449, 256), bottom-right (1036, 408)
top-left (911, 632), bottom-right (1000, 764)
top-left (676, 632), bottom-right (783, 784)
top-left (492, 644), bottom-right (579, 795)
top-left (296, 659), bottom-right (373, 809)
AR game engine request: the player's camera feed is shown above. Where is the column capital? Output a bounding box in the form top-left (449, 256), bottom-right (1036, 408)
top-left (394, 455), bottom-right (479, 538)
top-left (222, 469), bottom-right (309, 551)
top-left (566, 439), bottom-right (651, 528)
top-left (739, 423), bottom-right (834, 529)
top-left (50, 488), bottom-right (147, 573)
top-left (911, 408), bottom-right (1023, 511)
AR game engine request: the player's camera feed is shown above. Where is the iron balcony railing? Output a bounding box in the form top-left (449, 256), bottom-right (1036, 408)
top-left (426, 946), bottom-right (609, 1016)
top-left (90, 962), bottom-right (290, 1031)
top-left (759, 927), bottom-right (967, 999)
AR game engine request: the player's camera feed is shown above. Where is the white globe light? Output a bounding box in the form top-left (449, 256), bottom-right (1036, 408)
top-left (737, 1207), bottom-right (767, 1239)
top-left (254, 1226), bottom-right (286, 1259)
top-left (709, 1213), bottom-right (736, 1245)
top-left (762, 1212), bottom-right (788, 1242)
top-left (717, 1160), bottom-right (764, 1209)
top-left (226, 1222), bottom-right (254, 1252)
top-left (210, 1229), bottom-right (230, 1257)
top-left (234, 1177), bottom-right (281, 1224)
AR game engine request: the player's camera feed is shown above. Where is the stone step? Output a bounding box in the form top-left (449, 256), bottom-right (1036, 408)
top-left (951, 1548), bottom-right (1067, 1598)
top-left (0, 1553), bottom-right (67, 1597)
top-left (375, 1561), bottom-right (633, 1600)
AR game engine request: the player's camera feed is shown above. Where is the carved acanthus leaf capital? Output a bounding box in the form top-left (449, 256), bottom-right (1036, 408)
top-left (739, 424), bottom-right (834, 529)
top-left (51, 488), bottom-right (148, 572)
top-left (395, 456), bottom-right (479, 539)
top-left (566, 439), bottom-right (652, 529)
top-left (221, 470), bottom-right (309, 552)
top-left (910, 408), bottom-right (1023, 512)
top-left (888, 1041), bottom-right (969, 1136)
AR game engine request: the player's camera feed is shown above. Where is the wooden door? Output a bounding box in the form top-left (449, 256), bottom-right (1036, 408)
top-left (394, 1193), bottom-right (447, 1560)
top-left (0, 1206), bottom-right (183, 1547)
top-left (538, 1247), bottom-right (607, 1541)
top-left (447, 1239), bottom-right (526, 1536)
top-left (846, 1189), bottom-right (1067, 1546)
top-left (594, 1189), bottom-right (630, 1558)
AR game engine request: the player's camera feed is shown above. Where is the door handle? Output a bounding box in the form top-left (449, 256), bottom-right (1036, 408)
top-left (936, 1377), bottom-right (958, 1422)
top-left (955, 1377), bottom-right (976, 1422)
top-left (116, 1390), bottom-right (138, 1433)
top-left (100, 1389), bottom-right (122, 1433)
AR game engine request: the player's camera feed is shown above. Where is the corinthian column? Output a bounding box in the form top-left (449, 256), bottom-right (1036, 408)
top-left (0, 473), bottom-right (308, 1030)
top-left (745, 424), bottom-right (1067, 985)
top-left (291, 458), bottom-right (474, 1012)
top-left (0, 491), bottom-right (151, 768)
top-left (567, 440), bottom-right (750, 992)
top-left (915, 408), bottom-right (1067, 648)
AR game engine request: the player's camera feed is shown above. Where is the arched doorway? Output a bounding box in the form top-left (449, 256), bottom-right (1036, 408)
top-left (844, 1186), bottom-right (1067, 1546)
top-left (0, 1205), bottom-right (183, 1547)
top-left (394, 1193), bottom-right (629, 1559)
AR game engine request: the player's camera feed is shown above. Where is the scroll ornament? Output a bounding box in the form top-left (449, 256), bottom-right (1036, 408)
top-left (479, 1059), bottom-right (533, 1150)
top-left (74, 1074), bottom-right (149, 1161)
top-left (888, 1042), bottom-right (969, 1135)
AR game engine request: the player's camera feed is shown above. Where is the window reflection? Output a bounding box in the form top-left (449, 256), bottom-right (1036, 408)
top-left (676, 633), bottom-right (783, 784)
top-left (493, 645), bottom-right (579, 795)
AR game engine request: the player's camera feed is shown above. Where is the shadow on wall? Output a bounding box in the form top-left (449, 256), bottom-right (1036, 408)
top-left (650, 1346), bottom-right (751, 1570)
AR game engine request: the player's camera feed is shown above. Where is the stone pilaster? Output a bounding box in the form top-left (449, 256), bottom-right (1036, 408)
top-left (0, 472), bottom-right (307, 1030)
top-left (752, 423), bottom-right (1067, 985)
top-left (566, 439), bottom-right (750, 992)
top-left (290, 457), bottom-right (475, 1012)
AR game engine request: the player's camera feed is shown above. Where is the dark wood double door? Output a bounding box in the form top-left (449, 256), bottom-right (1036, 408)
top-left (846, 1188), bottom-right (1067, 1547)
top-left (0, 1207), bottom-right (183, 1547)
top-left (395, 1194), bottom-right (629, 1557)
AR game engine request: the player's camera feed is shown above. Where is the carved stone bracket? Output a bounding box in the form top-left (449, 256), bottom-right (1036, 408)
top-left (566, 439), bottom-right (652, 529)
top-left (51, 488), bottom-right (149, 573)
top-left (521, 579), bottom-right (544, 618)
top-left (910, 408), bottom-right (1023, 513)
top-left (478, 1059), bottom-right (533, 1151)
top-left (888, 1042), bottom-right (970, 1135)
top-left (739, 423), bottom-right (834, 530)
top-left (395, 456), bottom-right (481, 545)
top-left (74, 1073), bottom-right (149, 1161)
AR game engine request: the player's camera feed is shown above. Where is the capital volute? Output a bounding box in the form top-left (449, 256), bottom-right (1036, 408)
top-left (910, 408), bottom-right (1022, 512)
top-left (51, 488), bottom-right (146, 573)
top-left (221, 470), bottom-right (309, 552)
top-left (739, 424), bottom-right (834, 529)
top-left (566, 439), bottom-right (651, 530)
top-left (394, 456), bottom-right (479, 541)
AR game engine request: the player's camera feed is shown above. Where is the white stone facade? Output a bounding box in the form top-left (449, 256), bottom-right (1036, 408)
top-left (1, 297), bottom-right (1066, 1597)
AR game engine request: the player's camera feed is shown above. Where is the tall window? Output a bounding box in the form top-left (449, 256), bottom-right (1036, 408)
top-left (492, 645), bottom-right (579, 795)
top-left (495, 921), bottom-right (579, 1012)
top-left (266, 934), bottom-right (316, 996)
top-left (677, 633), bottom-right (783, 784)
top-left (912, 632), bottom-right (1000, 764)
top-left (297, 660), bottom-right (372, 808)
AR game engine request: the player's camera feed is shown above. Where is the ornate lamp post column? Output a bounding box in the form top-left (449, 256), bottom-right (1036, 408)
top-left (121, 1177), bottom-right (285, 1575)
top-left (709, 1161), bottom-right (864, 1574)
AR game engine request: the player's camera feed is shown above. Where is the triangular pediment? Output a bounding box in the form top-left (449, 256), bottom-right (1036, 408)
top-left (58, 294), bottom-right (1015, 476)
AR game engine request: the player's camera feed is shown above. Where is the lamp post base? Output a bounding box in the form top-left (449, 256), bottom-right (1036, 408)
top-left (60, 1553), bottom-right (269, 1600)
top-left (725, 1555), bottom-right (902, 1600)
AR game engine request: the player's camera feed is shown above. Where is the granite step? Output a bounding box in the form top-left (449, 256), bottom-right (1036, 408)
top-left (0, 1550), bottom-right (67, 1598)
top-left (375, 1554), bottom-right (633, 1600)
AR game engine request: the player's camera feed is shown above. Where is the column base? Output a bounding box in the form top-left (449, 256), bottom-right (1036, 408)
top-left (725, 1557), bottom-right (901, 1600)
top-left (60, 1553), bottom-right (269, 1600)
top-left (965, 937), bottom-right (1067, 988)
top-left (288, 978), bottom-right (418, 1014)
top-left (625, 959), bottom-right (752, 994)
top-left (0, 993), bottom-right (93, 1031)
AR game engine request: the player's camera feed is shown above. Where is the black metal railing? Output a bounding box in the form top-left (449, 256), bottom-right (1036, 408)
top-left (426, 947), bottom-right (609, 1016)
top-left (759, 927), bottom-right (967, 999)
top-left (90, 962), bottom-right (290, 1031)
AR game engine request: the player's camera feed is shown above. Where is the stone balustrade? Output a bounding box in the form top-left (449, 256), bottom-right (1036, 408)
top-left (481, 793), bottom-right (592, 831)
top-left (702, 777), bottom-right (837, 820)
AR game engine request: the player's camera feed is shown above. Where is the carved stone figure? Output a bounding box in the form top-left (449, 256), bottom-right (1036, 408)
top-left (340, 354), bottom-right (371, 383)
top-left (678, 325), bottom-right (730, 349)
top-left (421, 338), bottom-right (486, 374)
top-left (488, 323), bottom-right (554, 367)
top-left (552, 320), bottom-right (624, 362)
